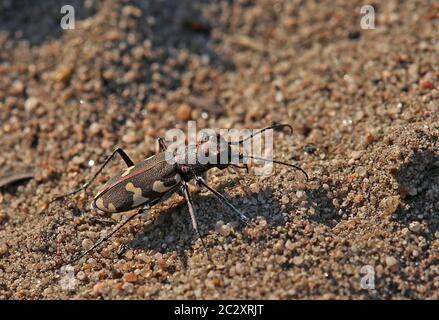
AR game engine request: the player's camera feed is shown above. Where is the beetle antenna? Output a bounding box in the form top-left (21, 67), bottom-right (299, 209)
top-left (228, 124), bottom-right (293, 145)
top-left (241, 154), bottom-right (309, 181)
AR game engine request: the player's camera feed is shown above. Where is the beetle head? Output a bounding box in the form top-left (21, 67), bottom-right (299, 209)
top-left (197, 133), bottom-right (236, 169)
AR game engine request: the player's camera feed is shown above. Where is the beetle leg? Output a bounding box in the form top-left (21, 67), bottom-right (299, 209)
top-left (189, 171), bottom-right (207, 193)
top-left (195, 176), bottom-right (250, 225)
top-left (61, 205), bottom-right (150, 267)
top-left (196, 172), bottom-right (208, 192)
top-left (156, 137), bottom-right (168, 153)
top-left (50, 147), bottom-right (134, 203)
top-left (181, 181), bottom-right (210, 260)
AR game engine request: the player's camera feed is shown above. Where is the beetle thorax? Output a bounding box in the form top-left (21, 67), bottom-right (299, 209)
top-left (173, 134), bottom-right (238, 176)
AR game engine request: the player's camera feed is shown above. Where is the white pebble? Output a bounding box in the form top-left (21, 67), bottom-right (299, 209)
top-left (82, 239), bottom-right (93, 250)
top-left (409, 221), bottom-right (422, 234)
top-left (219, 224), bottom-right (232, 237)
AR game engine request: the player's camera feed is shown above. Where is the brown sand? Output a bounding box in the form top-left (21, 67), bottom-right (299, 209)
top-left (0, 0), bottom-right (438, 299)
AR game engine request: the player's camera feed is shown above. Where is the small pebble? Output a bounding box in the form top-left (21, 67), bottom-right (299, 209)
top-left (259, 218), bottom-right (268, 228)
top-left (219, 224), bottom-right (232, 237)
top-left (104, 30), bottom-right (121, 41)
top-left (123, 273), bottom-right (138, 283)
top-left (273, 240), bottom-right (284, 253)
top-left (0, 244), bottom-right (8, 257)
top-left (407, 187), bottom-right (418, 196)
top-left (125, 250), bottom-right (134, 260)
top-left (82, 239), bottom-right (93, 250)
top-left (408, 221), bottom-right (422, 234)
top-left (122, 5), bottom-right (142, 18)
top-left (215, 220), bottom-right (224, 233)
top-left (0, 211), bottom-right (8, 224)
top-left (285, 240), bottom-right (295, 251)
top-left (385, 256), bottom-right (399, 272)
top-left (24, 97), bottom-right (39, 112)
top-left (54, 66), bottom-right (73, 82)
top-left (235, 263), bottom-right (246, 275)
top-left (122, 131), bottom-right (138, 144)
top-left (122, 282), bottom-right (134, 293)
top-left (420, 80), bottom-right (434, 90)
top-left (89, 123), bottom-right (101, 136)
top-left (380, 196), bottom-right (400, 215)
top-left (76, 271), bottom-right (87, 281)
top-left (353, 194), bottom-right (364, 204)
top-left (176, 104), bottom-right (192, 121)
top-left (93, 282), bottom-right (109, 296)
top-left (350, 150), bottom-right (363, 160)
top-left (11, 80), bottom-right (24, 95)
top-left (146, 102), bottom-right (160, 113)
top-left (292, 256), bottom-right (303, 266)
top-left (137, 252), bottom-right (150, 263)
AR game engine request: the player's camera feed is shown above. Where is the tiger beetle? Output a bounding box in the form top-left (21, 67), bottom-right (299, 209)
top-left (50, 124), bottom-right (308, 267)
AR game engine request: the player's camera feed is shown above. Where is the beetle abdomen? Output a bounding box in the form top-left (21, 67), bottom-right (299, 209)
top-left (92, 153), bottom-right (181, 213)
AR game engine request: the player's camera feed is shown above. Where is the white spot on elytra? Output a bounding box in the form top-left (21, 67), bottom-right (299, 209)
top-left (152, 181), bottom-right (168, 193)
top-left (108, 203), bottom-right (116, 212)
top-left (152, 174), bottom-right (181, 193)
top-left (125, 182), bottom-right (149, 207)
top-left (95, 197), bottom-right (105, 211)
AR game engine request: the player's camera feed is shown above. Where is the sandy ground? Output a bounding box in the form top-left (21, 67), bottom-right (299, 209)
top-left (0, 0), bottom-right (438, 299)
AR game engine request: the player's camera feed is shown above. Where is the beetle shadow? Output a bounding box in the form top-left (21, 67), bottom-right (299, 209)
top-left (0, 167), bottom-right (34, 207)
top-left (128, 178), bottom-right (285, 266)
top-left (304, 182), bottom-right (344, 228)
top-left (392, 149), bottom-right (439, 240)
top-left (0, 180), bottom-right (33, 198)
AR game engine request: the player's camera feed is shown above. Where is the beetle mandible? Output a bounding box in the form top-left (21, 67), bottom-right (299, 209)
top-left (50, 124), bottom-right (309, 266)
